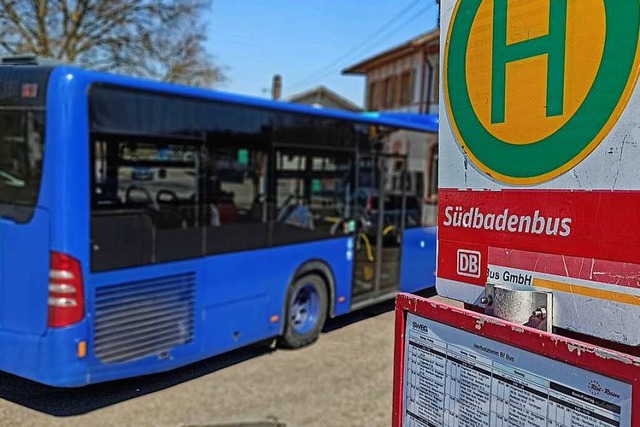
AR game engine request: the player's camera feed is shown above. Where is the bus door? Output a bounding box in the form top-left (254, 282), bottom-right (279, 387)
top-left (351, 153), bottom-right (407, 306)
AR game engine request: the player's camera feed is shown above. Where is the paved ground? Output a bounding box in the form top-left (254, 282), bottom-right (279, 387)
top-left (0, 290), bottom-right (441, 427)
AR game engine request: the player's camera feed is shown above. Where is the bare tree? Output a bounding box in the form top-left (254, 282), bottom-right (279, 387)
top-left (0, 0), bottom-right (225, 87)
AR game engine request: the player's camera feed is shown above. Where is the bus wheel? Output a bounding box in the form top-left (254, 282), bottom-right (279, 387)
top-left (278, 274), bottom-right (328, 349)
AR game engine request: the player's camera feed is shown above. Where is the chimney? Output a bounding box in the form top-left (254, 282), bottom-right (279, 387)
top-left (272, 74), bottom-right (282, 100)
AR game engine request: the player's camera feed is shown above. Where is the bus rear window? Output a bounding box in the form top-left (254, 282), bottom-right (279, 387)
top-left (0, 66), bottom-right (50, 222)
top-left (0, 110), bottom-right (45, 210)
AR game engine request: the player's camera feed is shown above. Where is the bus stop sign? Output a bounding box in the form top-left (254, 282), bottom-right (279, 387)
top-left (392, 293), bottom-right (640, 427)
top-left (438, 0), bottom-right (640, 348)
top-left (444, 0), bottom-right (640, 185)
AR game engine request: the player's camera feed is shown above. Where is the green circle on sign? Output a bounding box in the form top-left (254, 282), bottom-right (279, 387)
top-left (445, 1), bottom-right (640, 184)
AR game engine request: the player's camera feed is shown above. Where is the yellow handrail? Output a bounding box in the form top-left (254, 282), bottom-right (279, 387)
top-left (359, 232), bottom-right (375, 262)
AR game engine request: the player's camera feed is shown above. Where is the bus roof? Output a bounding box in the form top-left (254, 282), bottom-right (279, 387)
top-left (39, 65), bottom-right (439, 134)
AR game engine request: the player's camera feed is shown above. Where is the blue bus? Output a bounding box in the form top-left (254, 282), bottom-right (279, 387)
top-left (0, 58), bottom-right (438, 387)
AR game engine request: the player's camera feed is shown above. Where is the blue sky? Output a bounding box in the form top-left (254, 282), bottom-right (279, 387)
top-left (207, 1), bottom-right (439, 107)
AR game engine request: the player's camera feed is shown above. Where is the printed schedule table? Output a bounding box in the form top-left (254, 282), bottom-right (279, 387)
top-left (402, 314), bottom-right (627, 427)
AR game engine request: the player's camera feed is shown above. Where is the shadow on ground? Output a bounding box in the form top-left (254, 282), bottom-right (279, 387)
top-left (0, 342), bottom-right (274, 417)
top-left (0, 288), bottom-right (436, 417)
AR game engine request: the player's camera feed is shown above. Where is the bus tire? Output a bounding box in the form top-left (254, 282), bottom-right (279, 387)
top-left (278, 274), bottom-right (328, 349)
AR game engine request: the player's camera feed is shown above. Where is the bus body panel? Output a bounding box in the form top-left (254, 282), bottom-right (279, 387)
top-left (85, 259), bottom-right (205, 385)
top-left (78, 239), bottom-right (353, 386)
top-left (0, 210), bottom-right (50, 335)
top-left (201, 236), bottom-right (353, 351)
top-left (46, 68), bottom-right (91, 273)
top-left (399, 227), bottom-right (437, 293)
top-left (0, 322), bottom-right (89, 387)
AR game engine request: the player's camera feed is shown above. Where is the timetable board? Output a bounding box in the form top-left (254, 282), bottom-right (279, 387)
top-left (392, 294), bottom-right (640, 427)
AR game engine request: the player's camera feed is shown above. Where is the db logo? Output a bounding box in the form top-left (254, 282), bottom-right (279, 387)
top-left (457, 249), bottom-right (481, 279)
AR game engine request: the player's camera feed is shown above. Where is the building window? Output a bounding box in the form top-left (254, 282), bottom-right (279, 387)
top-left (395, 76), bottom-right (403, 107)
top-left (385, 76), bottom-right (396, 108)
top-left (426, 144), bottom-right (438, 204)
top-left (400, 71), bottom-right (415, 106)
top-left (367, 82), bottom-right (378, 110)
top-left (432, 60), bottom-right (440, 104)
top-left (379, 79), bottom-right (388, 110)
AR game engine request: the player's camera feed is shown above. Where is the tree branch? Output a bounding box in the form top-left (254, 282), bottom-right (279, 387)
top-left (0, 0), bottom-right (224, 86)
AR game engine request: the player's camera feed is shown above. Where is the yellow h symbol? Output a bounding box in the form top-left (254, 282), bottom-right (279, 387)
top-left (491, 0), bottom-right (568, 124)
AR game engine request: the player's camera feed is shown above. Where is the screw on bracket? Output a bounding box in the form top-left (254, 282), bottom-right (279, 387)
top-left (480, 295), bottom-right (493, 306)
top-left (532, 307), bottom-right (547, 319)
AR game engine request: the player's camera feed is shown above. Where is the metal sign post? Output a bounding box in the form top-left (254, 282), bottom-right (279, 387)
top-left (392, 293), bottom-right (640, 427)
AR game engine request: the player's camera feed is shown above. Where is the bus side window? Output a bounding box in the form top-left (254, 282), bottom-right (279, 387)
top-left (272, 149), bottom-right (353, 246)
top-left (203, 144), bottom-right (270, 255)
top-left (90, 136), bottom-right (202, 269)
top-left (143, 142), bottom-right (202, 263)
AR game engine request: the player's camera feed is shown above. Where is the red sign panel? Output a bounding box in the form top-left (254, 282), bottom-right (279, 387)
top-left (438, 189), bottom-right (640, 287)
top-left (392, 293), bottom-right (640, 426)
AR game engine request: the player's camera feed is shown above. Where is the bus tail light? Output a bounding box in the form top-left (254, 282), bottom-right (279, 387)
top-left (48, 252), bottom-right (84, 327)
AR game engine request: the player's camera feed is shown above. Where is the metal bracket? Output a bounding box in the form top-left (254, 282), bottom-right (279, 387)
top-left (482, 283), bottom-right (553, 333)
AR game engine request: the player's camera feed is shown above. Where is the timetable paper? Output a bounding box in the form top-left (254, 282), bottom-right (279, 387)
top-left (402, 313), bottom-right (632, 427)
